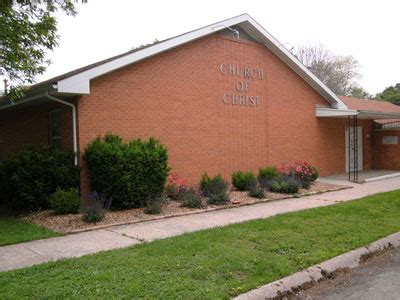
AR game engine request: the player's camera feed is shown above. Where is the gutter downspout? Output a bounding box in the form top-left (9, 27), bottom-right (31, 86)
top-left (45, 92), bottom-right (78, 166)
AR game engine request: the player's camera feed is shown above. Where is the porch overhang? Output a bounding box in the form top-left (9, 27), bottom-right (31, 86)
top-left (315, 107), bottom-right (357, 117)
top-left (316, 107), bottom-right (400, 120)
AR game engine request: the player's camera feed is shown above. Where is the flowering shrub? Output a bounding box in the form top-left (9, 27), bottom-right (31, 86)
top-left (165, 174), bottom-right (187, 200)
top-left (278, 161), bottom-right (318, 189)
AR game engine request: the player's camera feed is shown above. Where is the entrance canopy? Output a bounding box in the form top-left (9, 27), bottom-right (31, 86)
top-left (316, 96), bottom-right (400, 182)
top-left (316, 96), bottom-right (400, 120)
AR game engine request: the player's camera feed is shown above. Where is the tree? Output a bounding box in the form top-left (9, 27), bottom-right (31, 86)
top-left (349, 85), bottom-right (372, 99)
top-left (375, 84), bottom-right (400, 105)
top-left (0, 0), bottom-right (86, 97)
top-left (293, 44), bottom-right (369, 98)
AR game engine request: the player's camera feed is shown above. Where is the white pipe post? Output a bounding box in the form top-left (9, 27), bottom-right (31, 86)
top-left (45, 92), bottom-right (78, 166)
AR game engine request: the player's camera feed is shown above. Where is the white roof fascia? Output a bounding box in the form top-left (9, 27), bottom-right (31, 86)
top-left (316, 107), bottom-right (358, 117)
top-left (56, 14), bottom-right (251, 94)
top-left (238, 17), bottom-right (348, 110)
top-left (357, 110), bottom-right (400, 119)
top-left (56, 14), bottom-right (348, 111)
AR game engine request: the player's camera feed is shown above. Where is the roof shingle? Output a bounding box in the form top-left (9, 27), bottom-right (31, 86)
top-left (339, 96), bottom-right (400, 113)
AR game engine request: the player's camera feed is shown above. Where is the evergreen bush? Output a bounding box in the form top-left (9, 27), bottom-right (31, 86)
top-left (84, 134), bottom-right (169, 209)
top-left (0, 147), bottom-right (79, 211)
top-left (49, 188), bottom-right (80, 214)
top-left (231, 171), bottom-right (256, 191)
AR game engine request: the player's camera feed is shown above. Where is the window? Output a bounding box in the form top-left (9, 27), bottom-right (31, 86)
top-left (382, 136), bottom-right (398, 145)
top-left (50, 110), bottom-right (61, 148)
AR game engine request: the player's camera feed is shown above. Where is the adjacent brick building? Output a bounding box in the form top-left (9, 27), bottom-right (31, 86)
top-left (1, 14), bottom-right (400, 197)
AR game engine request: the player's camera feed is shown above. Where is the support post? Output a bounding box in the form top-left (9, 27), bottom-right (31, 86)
top-left (348, 116), bottom-right (351, 181)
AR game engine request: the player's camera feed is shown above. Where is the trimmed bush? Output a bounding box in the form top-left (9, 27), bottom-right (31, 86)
top-left (144, 194), bottom-right (166, 215)
top-left (231, 171), bottom-right (256, 191)
top-left (180, 188), bottom-right (203, 208)
top-left (0, 147), bottom-right (80, 212)
top-left (82, 192), bottom-right (112, 223)
top-left (270, 176), bottom-right (301, 194)
top-left (49, 188), bottom-right (80, 215)
top-left (84, 134), bottom-right (169, 209)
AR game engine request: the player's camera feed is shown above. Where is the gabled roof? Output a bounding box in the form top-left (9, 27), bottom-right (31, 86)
top-left (5, 14), bottom-right (349, 110)
top-left (339, 96), bottom-right (400, 114)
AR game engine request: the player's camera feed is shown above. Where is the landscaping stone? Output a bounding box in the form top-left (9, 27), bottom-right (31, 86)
top-left (21, 181), bottom-right (345, 234)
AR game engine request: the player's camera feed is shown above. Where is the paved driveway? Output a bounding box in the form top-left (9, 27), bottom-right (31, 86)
top-left (1, 176), bottom-right (400, 272)
top-left (294, 247), bottom-right (400, 299)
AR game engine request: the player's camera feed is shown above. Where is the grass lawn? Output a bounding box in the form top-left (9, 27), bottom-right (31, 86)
top-left (0, 216), bottom-right (60, 246)
top-left (1, 190), bottom-right (400, 299)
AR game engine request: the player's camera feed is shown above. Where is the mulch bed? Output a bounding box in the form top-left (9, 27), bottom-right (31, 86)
top-left (21, 181), bottom-right (348, 234)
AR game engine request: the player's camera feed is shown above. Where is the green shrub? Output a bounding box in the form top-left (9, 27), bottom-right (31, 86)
top-left (180, 188), bottom-right (203, 208)
top-left (248, 187), bottom-right (265, 199)
top-left (258, 178), bottom-right (273, 190)
top-left (258, 167), bottom-right (279, 190)
top-left (207, 192), bottom-right (230, 205)
top-left (84, 134), bottom-right (169, 210)
top-left (200, 173), bottom-right (230, 206)
top-left (82, 192), bottom-right (111, 223)
top-left (0, 147), bottom-right (80, 212)
top-left (200, 174), bottom-right (228, 196)
top-left (82, 208), bottom-right (104, 223)
top-left (258, 166), bottom-right (279, 180)
top-left (144, 194), bottom-right (166, 214)
top-left (311, 168), bottom-right (319, 181)
top-left (270, 176), bottom-right (301, 194)
top-left (49, 188), bottom-right (80, 215)
top-left (231, 171), bottom-right (256, 191)
top-left (247, 180), bottom-right (265, 199)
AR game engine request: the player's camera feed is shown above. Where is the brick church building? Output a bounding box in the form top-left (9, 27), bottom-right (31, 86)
top-left (1, 14), bottom-right (400, 196)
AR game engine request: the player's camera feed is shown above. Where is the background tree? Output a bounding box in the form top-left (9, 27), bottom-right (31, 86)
top-left (375, 84), bottom-right (400, 105)
top-left (0, 0), bottom-right (86, 98)
top-left (293, 44), bottom-right (370, 98)
top-left (349, 85), bottom-right (372, 99)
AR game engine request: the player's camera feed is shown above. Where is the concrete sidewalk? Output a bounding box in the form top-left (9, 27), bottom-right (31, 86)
top-left (1, 177), bottom-right (400, 272)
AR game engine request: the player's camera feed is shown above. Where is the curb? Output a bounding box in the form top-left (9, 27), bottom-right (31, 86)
top-left (364, 172), bottom-right (400, 183)
top-left (233, 232), bottom-right (400, 300)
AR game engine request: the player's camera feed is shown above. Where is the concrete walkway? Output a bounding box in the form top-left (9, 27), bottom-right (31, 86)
top-left (1, 177), bottom-right (400, 272)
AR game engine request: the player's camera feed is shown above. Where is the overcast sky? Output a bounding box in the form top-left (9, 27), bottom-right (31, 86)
top-left (33, 0), bottom-right (400, 94)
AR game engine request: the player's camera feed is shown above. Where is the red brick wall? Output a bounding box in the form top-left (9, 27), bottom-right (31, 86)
top-left (0, 102), bottom-right (74, 158)
top-left (77, 34), bottom-right (374, 197)
top-left (372, 130), bottom-right (400, 170)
